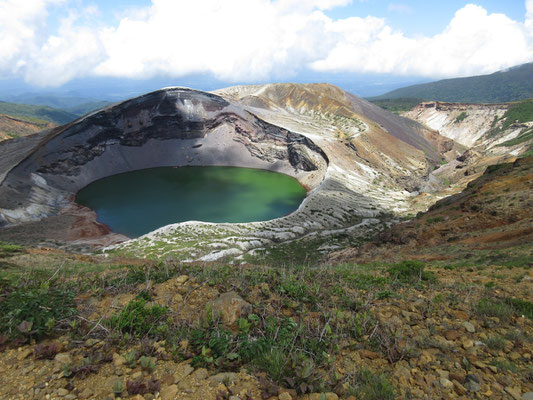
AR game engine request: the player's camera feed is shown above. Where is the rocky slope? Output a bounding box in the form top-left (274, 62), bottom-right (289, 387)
top-left (0, 164), bottom-right (531, 400)
top-left (400, 100), bottom-right (533, 202)
top-left (0, 84), bottom-right (463, 261)
top-left (327, 156), bottom-right (533, 281)
top-left (0, 114), bottom-right (55, 141)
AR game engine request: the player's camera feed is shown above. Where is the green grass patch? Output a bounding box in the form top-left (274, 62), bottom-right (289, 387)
top-left (475, 298), bottom-right (514, 321)
top-left (0, 242), bottom-right (24, 258)
top-left (484, 335), bottom-right (505, 350)
top-left (106, 292), bottom-right (169, 338)
top-left (455, 111), bottom-right (468, 123)
top-left (348, 369), bottom-right (396, 400)
top-left (0, 284), bottom-right (77, 340)
top-left (368, 98), bottom-right (423, 114)
top-left (498, 127), bottom-right (533, 147)
top-left (426, 216), bottom-right (444, 224)
top-left (388, 260), bottom-right (436, 283)
top-left (502, 99), bottom-right (533, 129)
top-left (490, 360), bottom-right (519, 372)
top-left (506, 297), bottom-right (533, 319)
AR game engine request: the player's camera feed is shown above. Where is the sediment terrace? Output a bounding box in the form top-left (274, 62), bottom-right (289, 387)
top-left (0, 85), bottom-right (455, 260)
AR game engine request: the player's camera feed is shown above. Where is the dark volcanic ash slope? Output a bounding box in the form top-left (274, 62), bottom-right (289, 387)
top-left (0, 88), bottom-right (328, 227)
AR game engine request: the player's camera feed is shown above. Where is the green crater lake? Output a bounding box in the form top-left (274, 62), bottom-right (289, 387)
top-left (75, 166), bottom-right (307, 238)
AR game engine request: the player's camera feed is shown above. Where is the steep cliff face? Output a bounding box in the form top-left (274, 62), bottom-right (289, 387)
top-left (403, 101), bottom-right (532, 155)
top-left (400, 101), bottom-right (533, 202)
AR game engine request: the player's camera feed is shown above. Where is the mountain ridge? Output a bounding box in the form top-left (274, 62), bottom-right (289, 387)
top-left (371, 62), bottom-right (533, 103)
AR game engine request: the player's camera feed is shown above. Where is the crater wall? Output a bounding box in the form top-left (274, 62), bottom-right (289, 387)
top-left (0, 88), bottom-right (328, 227)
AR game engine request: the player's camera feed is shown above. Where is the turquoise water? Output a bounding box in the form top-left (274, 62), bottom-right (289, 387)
top-left (75, 166), bottom-right (306, 238)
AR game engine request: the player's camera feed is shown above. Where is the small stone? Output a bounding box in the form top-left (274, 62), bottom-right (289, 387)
top-left (160, 383), bottom-right (179, 399)
top-left (144, 394), bottom-right (155, 400)
top-left (176, 275), bottom-right (189, 284)
top-left (209, 291), bottom-right (252, 325)
top-left (453, 380), bottom-right (467, 395)
top-left (84, 338), bottom-right (99, 347)
top-left (113, 353), bottom-right (126, 367)
top-left (359, 349), bottom-right (381, 360)
top-left (436, 369), bottom-right (449, 379)
top-left (57, 388), bottom-right (69, 396)
top-left (131, 371), bottom-right (143, 380)
top-left (78, 388), bottom-right (93, 399)
top-left (440, 378), bottom-right (453, 389)
top-left (462, 322), bottom-right (475, 333)
top-left (509, 352), bottom-right (521, 360)
top-left (54, 353), bottom-right (72, 365)
top-left (174, 363), bottom-right (194, 383)
top-left (462, 339), bottom-right (474, 349)
top-left (17, 348), bottom-right (32, 361)
top-left (444, 330), bottom-right (461, 341)
top-left (279, 392), bottom-right (293, 400)
top-left (522, 392), bottom-right (533, 400)
top-left (506, 386), bottom-right (522, 400)
top-left (208, 372), bottom-right (238, 383)
top-left (465, 374), bottom-right (480, 392)
top-left (449, 373), bottom-right (465, 384)
top-left (191, 368), bottom-right (208, 380)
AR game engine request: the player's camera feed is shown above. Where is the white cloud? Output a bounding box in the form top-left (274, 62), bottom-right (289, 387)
top-left (0, 0), bottom-right (63, 73)
top-left (387, 3), bottom-right (413, 15)
top-left (1, 0), bottom-right (533, 87)
top-left (526, 0), bottom-right (533, 30)
top-left (312, 4), bottom-right (533, 77)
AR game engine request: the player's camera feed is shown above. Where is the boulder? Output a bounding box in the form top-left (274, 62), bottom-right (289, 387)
top-left (209, 291), bottom-right (252, 325)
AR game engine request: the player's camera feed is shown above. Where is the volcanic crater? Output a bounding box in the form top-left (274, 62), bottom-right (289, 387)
top-left (0, 84), bottom-right (462, 261)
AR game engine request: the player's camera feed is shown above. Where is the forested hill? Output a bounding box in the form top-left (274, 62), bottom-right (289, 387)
top-left (372, 62), bottom-right (533, 103)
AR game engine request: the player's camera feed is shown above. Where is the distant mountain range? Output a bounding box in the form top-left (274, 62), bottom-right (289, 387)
top-left (0, 100), bottom-right (113, 140)
top-left (371, 62), bottom-right (533, 103)
top-left (0, 102), bottom-right (78, 125)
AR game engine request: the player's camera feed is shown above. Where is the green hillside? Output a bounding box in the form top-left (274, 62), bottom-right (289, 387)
top-left (372, 62), bottom-right (533, 103)
top-left (0, 102), bottom-right (78, 125)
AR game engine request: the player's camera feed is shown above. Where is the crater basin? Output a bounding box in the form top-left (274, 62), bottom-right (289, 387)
top-left (75, 166), bottom-right (307, 238)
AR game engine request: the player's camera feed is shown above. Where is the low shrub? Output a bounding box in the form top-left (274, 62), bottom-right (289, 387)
top-left (506, 297), bottom-right (533, 319)
top-left (0, 284), bottom-right (77, 340)
top-left (348, 369), bottom-right (396, 400)
top-left (106, 294), bottom-right (169, 338)
top-left (476, 298), bottom-right (514, 321)
top-left (388, 260), bottom-right (435, 283)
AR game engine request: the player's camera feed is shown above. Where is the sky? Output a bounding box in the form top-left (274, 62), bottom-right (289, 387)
top-left (0, 0), bottom-right (532, 94)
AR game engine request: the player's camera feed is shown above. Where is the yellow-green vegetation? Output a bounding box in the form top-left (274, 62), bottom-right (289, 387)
top-left (454, 111), bottom-right (468, 123)
top-left (501, 99), bottom-right (533, 129)
top-left (368, 98), bottom-right (423, 114)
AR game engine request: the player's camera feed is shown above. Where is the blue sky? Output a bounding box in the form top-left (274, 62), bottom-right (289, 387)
top-left (325, 1), bottom-right (527, 36)
top-left (1, 0), bottom-right (532, 95)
